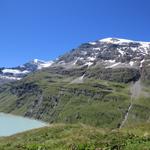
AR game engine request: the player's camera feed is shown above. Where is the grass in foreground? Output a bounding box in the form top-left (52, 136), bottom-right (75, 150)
top-left (1, 123), bottom-right (150, 150)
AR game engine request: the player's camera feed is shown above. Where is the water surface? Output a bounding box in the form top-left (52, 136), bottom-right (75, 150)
top-left (0, 113), bottom-right (47, 136)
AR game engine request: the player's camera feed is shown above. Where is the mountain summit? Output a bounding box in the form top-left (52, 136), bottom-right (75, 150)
top-left (56, 37), bottom-right (150, 69)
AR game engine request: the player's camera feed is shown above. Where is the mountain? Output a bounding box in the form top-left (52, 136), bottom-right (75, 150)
top-left (0, 37), bottom-right (150, 149)
top-left (1, 37), bottom-right (150, 84)
top-left (0, 59), bottom-right (53, 84)
top-left (48, 37), bottom-right (149, 84)
top-left (57, 37), bottom-right (149, 68)
top-left (0, 37), bottom-right (149, 125)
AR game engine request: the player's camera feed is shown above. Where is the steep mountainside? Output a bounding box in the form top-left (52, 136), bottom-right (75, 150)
top-left (57, 38), bottom-right (150, 68)
top-left (0, 37), bottom-right (149, 128)
top-left (55, 38), bottom-right (150, 83)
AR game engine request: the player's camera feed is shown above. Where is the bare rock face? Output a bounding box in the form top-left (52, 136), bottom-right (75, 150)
top-left (53, 38), bottom-right (150, 83)
top-left (57, 38), bottom-right (150, 69)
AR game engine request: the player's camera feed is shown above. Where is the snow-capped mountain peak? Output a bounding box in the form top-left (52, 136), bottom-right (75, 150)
top-left (57, 37), bottom-right (150, 70)
top-left (98, 37), bottom-right (150, 44)
top-left (99, 37), bottom-right (134, 44)
top-left (0, 59), bottom-right (54, 83)
top-left (98, 38), bottom-right (150, 50)
top-left (98, 38), bottom-right (150, 54)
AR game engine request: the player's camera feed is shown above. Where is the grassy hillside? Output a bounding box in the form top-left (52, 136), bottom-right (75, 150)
top-left (0, 68), bottom-right (131, 128)
top-left (0, 66), bottom-right (150, 149)
top-left (1, 123), bottom-right (150, 150)
top-left (0, 66), bottom-right (149, 129)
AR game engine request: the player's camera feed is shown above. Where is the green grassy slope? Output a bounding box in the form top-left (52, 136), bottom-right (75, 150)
top-left (0, 68), bottom-right (131, 128)
top-left (1, 123), bottom-right (150, 150)
top-left (0, 66), bottom-right (150, 149)
top-left (0, 66), bottom-right (150, 129)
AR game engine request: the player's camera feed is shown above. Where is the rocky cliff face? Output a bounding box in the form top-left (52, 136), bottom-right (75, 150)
top-left (52, 37), bottom-right (150, 83)
top-left (56, 38), bottom-right (150, 69)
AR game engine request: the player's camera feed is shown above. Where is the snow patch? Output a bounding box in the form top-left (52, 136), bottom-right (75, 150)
top-left (140, 42), bottom-right (150, 50)
top-left (131, 47), bottom-right (138, 52)
top-left (2, 69), bottom-right (29, 75)
top-left (87, 57), bottom-right (96, 61)
top-left (99, 38), bottom-right (150, 47)
top-left (118, 49), bottom-right (125, 55)
top-left (129, 61), bottom-right (134, 66)
top-left (33, 59), bottom-right (54, 69)
top-left (36, 61), bottom-right (54, 69)
top-left (140, 59), bottom-right (145, 68)
top-left (93, 48), bottom-right (100, 51)
top-left (100, 38), bottom-right (133, 44)
top-left (0, 75), bottom-right (21, 80)
top-left (73, 59), bottom-right (78, 65)
top-left (84, 62), bottom-right (93, 67)
top-left (105, 62), bottom-right (120, 68)
top-left (34, 59), bottom-right (40, 63)
top-left (89, 42), bottom-right (97, 45)
top-left (104, 60), bottom-right (115, 63)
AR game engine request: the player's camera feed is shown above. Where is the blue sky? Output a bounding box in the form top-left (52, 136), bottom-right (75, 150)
top-left (0, 0), bottom-right (150, 67)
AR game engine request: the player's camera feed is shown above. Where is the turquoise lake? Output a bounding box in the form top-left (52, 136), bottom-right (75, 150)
top-left (0, 113), bottom-right (47, 136)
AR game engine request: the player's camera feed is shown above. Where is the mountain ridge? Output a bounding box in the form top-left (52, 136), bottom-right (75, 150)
top-left (0, 37), bottom-right (150, 84)
top-left (0, 59), bottom-right (54, 83)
